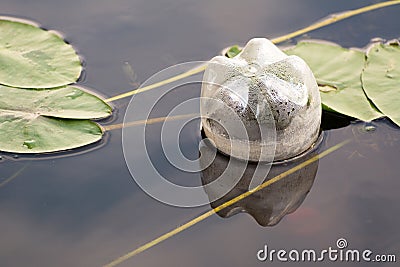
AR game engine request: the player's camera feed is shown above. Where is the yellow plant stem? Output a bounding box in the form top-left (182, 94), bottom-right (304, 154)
top-left (104, 0), bottom-right (400, 103)
top-left (104, 139), bottom-right (351, 267)
top-left (103, 114), bottom-right (197, 131)
top-left (105, 64), bottom-right (207, 103)
top-left (270, 0), bottom-right (400, 44)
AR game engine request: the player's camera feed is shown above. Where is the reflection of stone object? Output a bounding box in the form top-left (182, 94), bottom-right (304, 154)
top-left (200, 137), bottom-right (319, 226)
top-left (201, 38), bottom-right (321, 161)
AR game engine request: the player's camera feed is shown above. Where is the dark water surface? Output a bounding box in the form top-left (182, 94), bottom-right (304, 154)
top-left (1, 0), bottom-right (400, 266)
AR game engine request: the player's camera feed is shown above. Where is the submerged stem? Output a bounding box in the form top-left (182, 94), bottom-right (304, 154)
top-left (0, 163), bottom-right (29, 188)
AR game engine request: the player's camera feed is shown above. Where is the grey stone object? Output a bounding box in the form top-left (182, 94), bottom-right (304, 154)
top-left (201, 38), bottom-right (321, 161)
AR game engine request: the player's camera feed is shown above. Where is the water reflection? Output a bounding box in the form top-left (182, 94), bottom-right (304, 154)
top-left (200, 136), bottom-right (321, 226)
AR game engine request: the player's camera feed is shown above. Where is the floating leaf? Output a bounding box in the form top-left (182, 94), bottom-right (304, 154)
top-left (362, 42), bottom-right (400, 126)
top-left (0, 85), bottom-right (111, 119)
top-left (0, 19), bottom-right (82, 88)
top-left (226, 45), bottom-right (242, 58)
top-left (285, 41), bottom-right (382, 121)
top-left (0, 85), bottom-right (112, 153)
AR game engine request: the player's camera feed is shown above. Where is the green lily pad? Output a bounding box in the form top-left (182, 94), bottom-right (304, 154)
top-left (0, 18), bottom-right (82, 88)
top-left (362, 42), bottom-right (400, 126)
top-left (0, 85), bottom-right (112, 153)
top-left (226, 45), bottom-right (242, 58)
top-left (285, 41), bottom-right (383, 122)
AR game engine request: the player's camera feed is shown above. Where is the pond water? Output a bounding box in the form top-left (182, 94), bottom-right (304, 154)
top-left (1, 0), bottom-right (400, 266)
